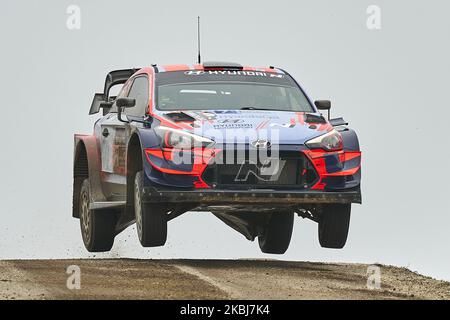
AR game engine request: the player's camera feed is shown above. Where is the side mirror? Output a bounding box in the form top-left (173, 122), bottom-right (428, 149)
top-left (116, 97), bottom-right (136, 123)
top-left (116, 97), bottom-right (136, 108)
top-left (314, 100), bottom-right (331, 120)
top-left (314, 100), bottom-right (331, 110)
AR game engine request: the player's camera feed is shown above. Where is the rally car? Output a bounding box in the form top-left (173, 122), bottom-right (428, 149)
top-left (73, 62), bottom-right (361, 254)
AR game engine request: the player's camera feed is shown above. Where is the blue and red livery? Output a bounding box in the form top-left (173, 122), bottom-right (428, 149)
top-left (73, 62), bottom-right (361, 253)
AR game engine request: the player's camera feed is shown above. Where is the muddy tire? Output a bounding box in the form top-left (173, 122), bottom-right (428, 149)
top-left (318, 204), bottom-right (351, 249)
top-left (134, 171), bottom-right (167, 247)
top-left (258, 212), bottom-right (294, 254)
top-left (79, 179), bottom-right (116, 252)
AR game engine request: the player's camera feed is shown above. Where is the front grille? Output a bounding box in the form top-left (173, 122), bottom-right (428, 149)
top-left (202, 150), bottom-right (318, 189)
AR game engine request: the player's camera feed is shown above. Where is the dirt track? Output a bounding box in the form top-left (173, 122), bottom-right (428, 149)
top-left (0, 259), bottom-right (449, 300)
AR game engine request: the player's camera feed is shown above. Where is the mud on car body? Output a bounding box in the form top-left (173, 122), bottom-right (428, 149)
top-left (73, 62), bottom-right (361, 253)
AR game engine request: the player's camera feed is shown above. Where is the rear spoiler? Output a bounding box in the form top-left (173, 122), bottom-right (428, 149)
top-left (89, 68), bottom-right (141, 115)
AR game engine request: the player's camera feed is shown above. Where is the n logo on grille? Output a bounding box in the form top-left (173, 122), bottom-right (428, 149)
top-left (234, 159), bottom-right (285, 182)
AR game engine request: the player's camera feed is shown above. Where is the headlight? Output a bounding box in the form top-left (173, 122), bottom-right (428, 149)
top-left (305, 129), bottom-right (343, 151)
top-left (154, 126), bottom-right (215, 149)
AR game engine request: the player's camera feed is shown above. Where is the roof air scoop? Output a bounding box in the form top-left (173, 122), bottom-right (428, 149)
top-left (203, 61), bottom-right (243, 70)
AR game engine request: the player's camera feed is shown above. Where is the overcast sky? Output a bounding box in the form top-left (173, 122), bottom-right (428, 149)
top-left (1, 0), bottom-right (449, 281)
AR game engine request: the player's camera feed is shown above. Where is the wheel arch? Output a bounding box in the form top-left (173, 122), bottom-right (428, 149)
top-left (73, 135), bottom-right (106, 218)
top-left (126, 132), bottom-right (145, 210)
top-left (340, 128), bottom-right (360, 151)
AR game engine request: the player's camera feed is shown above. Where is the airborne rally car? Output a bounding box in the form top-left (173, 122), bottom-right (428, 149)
top-left (73, 62), bottom-right (361, 253)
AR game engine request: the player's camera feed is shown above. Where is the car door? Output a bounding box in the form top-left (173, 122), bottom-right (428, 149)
top-left (96, 82), bottom-right (130, 198)
top-left (98, 75), bottom-right (149, 199)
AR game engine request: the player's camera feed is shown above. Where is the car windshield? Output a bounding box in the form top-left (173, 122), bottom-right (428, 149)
top-left (155, 70), bottom-right (313, 112)
top-left (157, 82), bottom-right (313, 112)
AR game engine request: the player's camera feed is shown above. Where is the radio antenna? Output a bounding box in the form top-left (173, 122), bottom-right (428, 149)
top-left (197, 16), bottom-right (201, 64)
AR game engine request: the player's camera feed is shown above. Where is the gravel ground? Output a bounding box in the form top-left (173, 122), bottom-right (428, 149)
top-left (0, 259), bottom-right (449, 300)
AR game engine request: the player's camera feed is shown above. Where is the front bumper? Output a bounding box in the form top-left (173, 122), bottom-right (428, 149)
top-left (142, 187), bottom-right (362, 205)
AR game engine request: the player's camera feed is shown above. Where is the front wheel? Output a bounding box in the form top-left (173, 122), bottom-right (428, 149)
top-left (134, 171), bottom-right (167, 247)
top-left (318, 204), bottom-right (351, 249)
top-left (258, 212), bottom-right (294, 254)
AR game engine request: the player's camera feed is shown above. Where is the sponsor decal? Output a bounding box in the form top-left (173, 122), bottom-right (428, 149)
top-left (269, 74), bottom-right (283, 78)
top-left (213, 123), bottom-right (253, 129)
top-left (184, 70), bottom-right (205, 75)
top-left (194, 111), bottom-right (217, 120)
top-left (213, 110), bottom-right (239, 114)
top-left (184, 70), bottom-right (284, 78)
top-left (214, 110), bottom-right (280, 119)
top-left (218, 119), bottom-right (244, 124)
top-left (269, 122), bottom-right (296, 128)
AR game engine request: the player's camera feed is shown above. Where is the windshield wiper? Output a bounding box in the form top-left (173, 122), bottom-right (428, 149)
top-left (240, 107), bottom-right (277, 111)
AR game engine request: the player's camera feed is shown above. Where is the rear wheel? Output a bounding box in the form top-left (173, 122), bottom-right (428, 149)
top-left (79, 179), bottom-right (116, 252)
top-left (134, 171), bottom-right (167, 247)
top-left (258, 212), bottom-right (294, 254)
top-left (318, 204), bottom-right (351, 249)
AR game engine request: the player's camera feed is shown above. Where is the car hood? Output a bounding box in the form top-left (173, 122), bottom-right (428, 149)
top-left (157, 110), bottom-right (333, 145)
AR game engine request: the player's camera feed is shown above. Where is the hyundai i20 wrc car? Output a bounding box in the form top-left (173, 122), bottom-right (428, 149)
top-left (73, 62), bottom-right (362, 254)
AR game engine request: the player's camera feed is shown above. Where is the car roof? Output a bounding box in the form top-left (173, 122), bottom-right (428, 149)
top-left (152, 62), bottom-right (286, 75)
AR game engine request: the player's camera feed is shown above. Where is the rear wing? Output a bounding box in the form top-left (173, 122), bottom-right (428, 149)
top-left (89, 68), bottom-right (141, 115)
